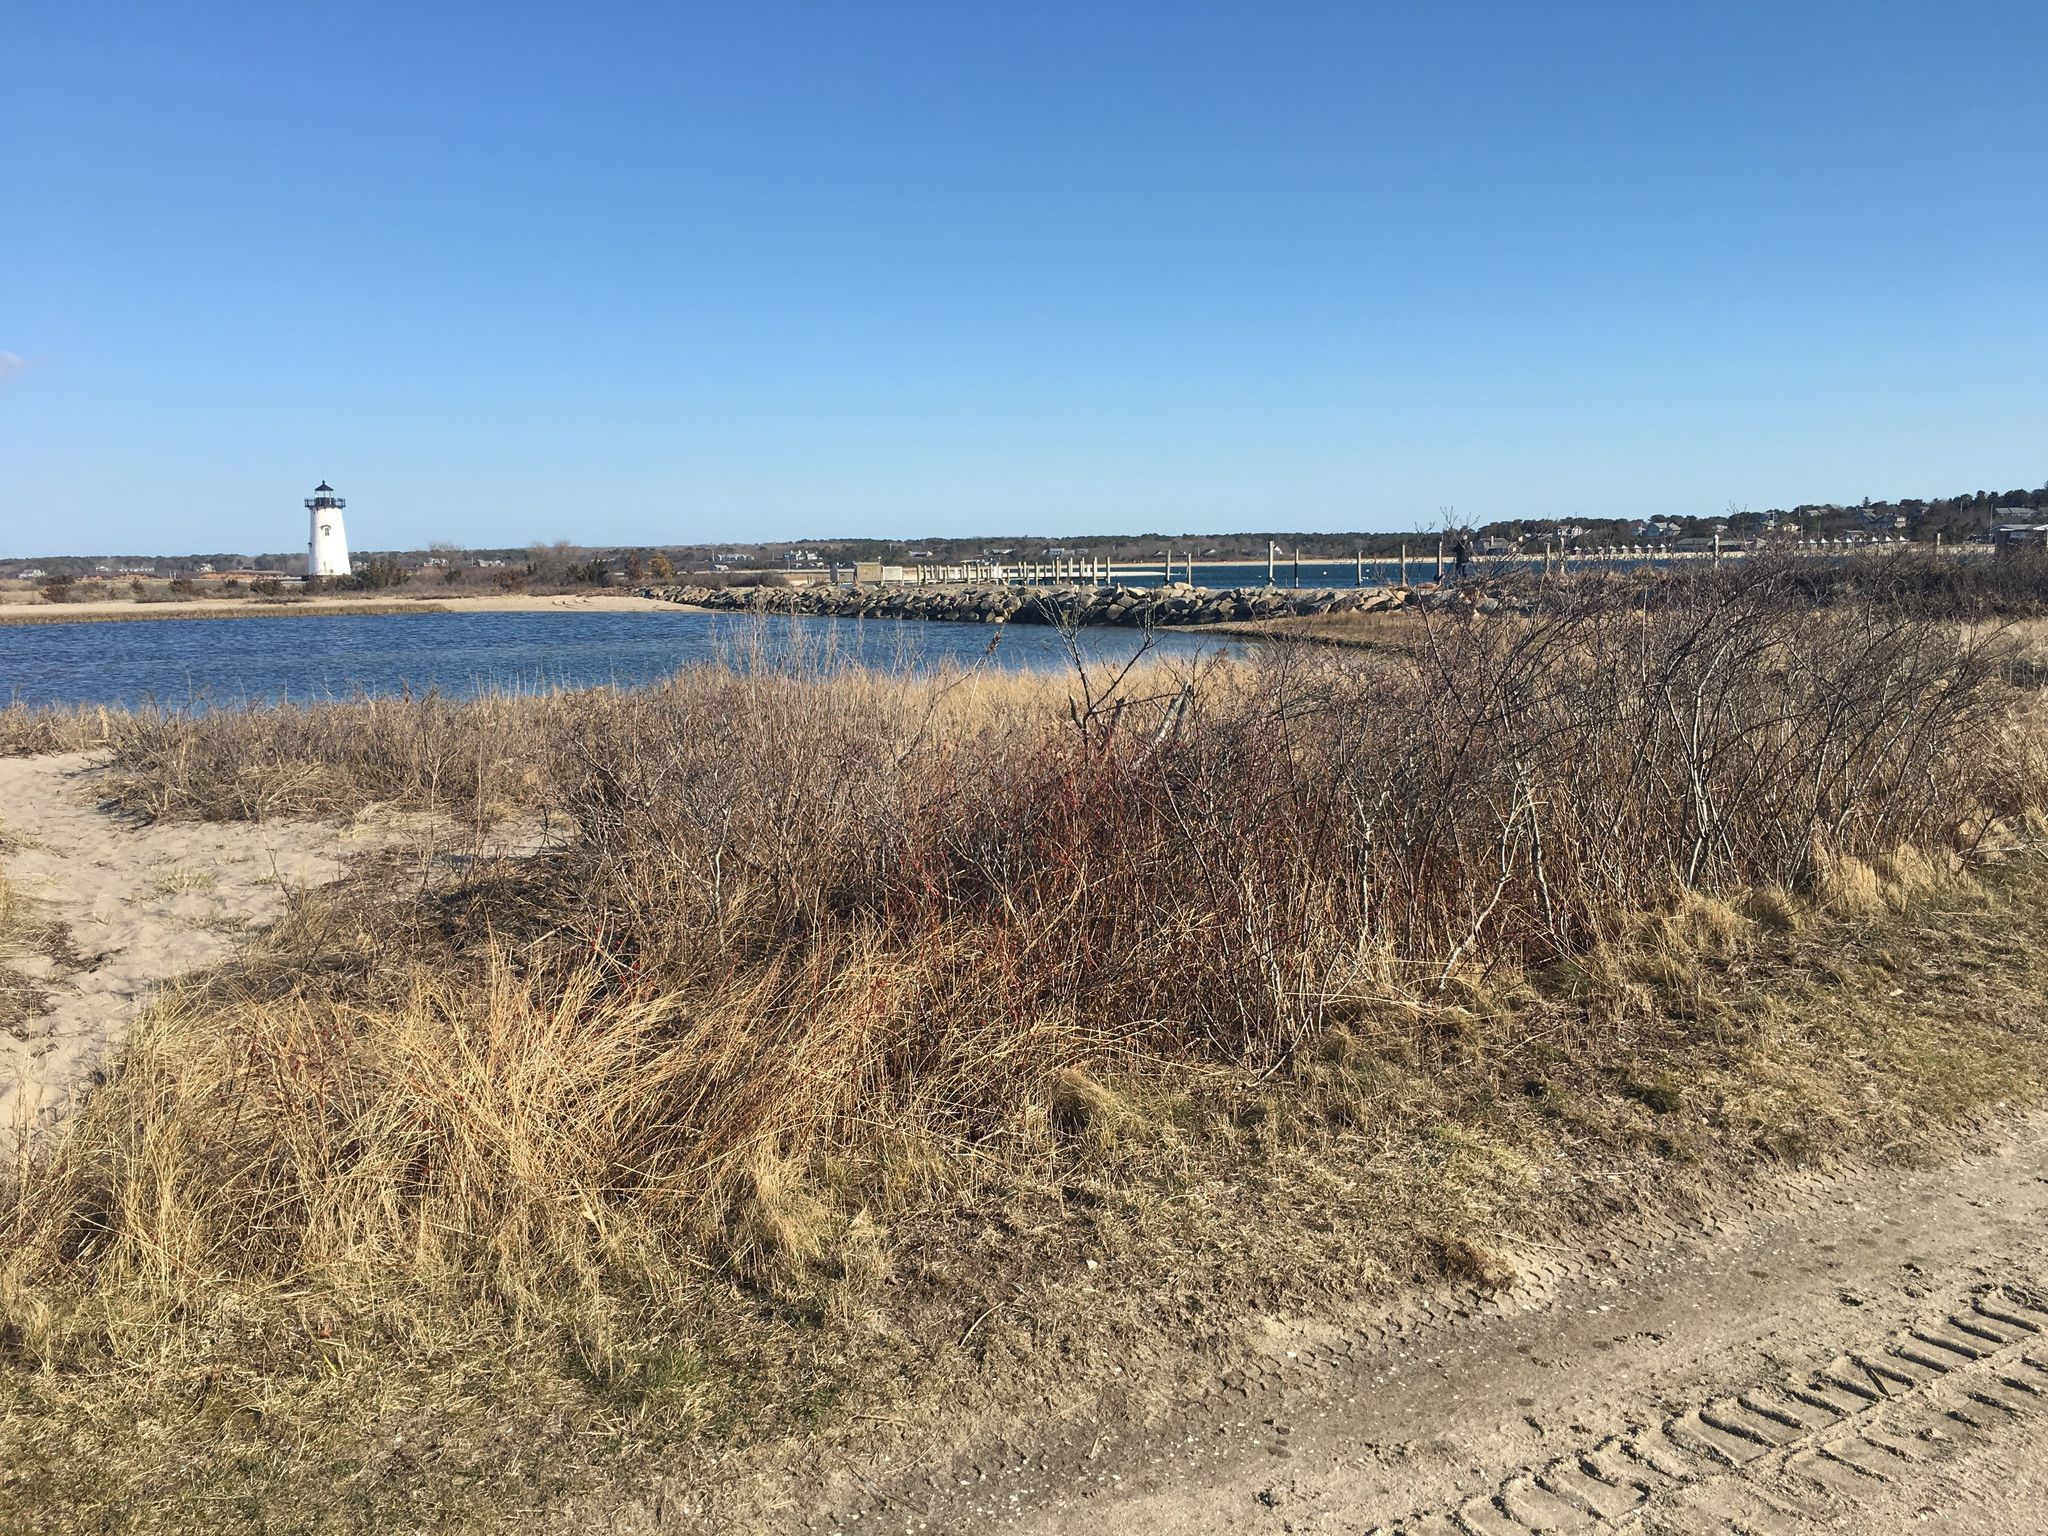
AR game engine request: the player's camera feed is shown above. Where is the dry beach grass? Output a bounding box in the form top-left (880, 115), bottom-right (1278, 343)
top-left (7, 567), bottom-right (2048, 1529)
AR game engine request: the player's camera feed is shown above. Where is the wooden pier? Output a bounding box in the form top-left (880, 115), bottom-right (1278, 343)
top-left (822, 536), bottom-right (1952, 591)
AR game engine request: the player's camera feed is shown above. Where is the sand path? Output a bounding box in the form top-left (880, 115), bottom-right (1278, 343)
top-left (0, 753), bottom-right (387, 1128)
top-left (787, 1114), bottom-right (2048, 1536)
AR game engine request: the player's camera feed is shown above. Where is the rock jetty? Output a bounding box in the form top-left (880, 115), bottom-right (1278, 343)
top-left (641, 580), bottom-right (1503, 627)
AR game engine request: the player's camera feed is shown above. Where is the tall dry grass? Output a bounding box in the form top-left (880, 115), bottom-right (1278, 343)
top-left (91, 688), bottom-right (562, 821)
top-left (0, 699), bottom-right (124, 758)
top-left (3, 573), bottom-right (2043, 1370)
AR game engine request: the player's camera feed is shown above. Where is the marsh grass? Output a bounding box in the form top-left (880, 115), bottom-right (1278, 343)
top-left (0, 700), bottom-right (122, 758)
top-left (7, 575), bottom-right (2048, 1529)
top-left (0, 876), bottom-right (40, 1038)
top-left (13, 852), bottom-right (2048, 1533)
top-left (6, 580), bottom-right (2039, 1303)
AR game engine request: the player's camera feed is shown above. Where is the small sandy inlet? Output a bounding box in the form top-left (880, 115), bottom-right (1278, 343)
top-left (0, 752), bottom-right (376, 1130)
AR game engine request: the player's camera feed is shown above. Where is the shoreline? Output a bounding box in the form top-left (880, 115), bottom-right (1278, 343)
top-left (0, 591), bottom-right (690, 627)
top-left (645, 576), bottom-right (1444, 629)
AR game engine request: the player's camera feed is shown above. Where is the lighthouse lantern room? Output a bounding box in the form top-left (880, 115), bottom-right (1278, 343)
top-left (306, 481), bottom-right (352, 578)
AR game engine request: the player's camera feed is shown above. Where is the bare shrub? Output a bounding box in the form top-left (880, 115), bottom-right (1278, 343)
top-left (1779, 545), bottom-right (2048, 618)
top-left (2, 582), bottom-right (2040, 1357)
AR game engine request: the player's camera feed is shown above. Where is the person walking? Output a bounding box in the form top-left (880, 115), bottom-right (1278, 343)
top-left (1452, 533), bottom-right (1473, 580)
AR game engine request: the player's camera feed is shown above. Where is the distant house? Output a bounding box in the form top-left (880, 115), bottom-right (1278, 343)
top-left (1993, 524), bottom-right (2048, 554)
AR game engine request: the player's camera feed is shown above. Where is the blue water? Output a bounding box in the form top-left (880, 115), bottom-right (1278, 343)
top-left (0, 609), bottom-right (1223, 710)
top-left (1168, 560), bottom-right (1408, 588)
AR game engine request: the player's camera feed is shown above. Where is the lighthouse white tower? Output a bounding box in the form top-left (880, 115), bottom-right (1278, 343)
top-left (305, 481), bottom-right (352, 578)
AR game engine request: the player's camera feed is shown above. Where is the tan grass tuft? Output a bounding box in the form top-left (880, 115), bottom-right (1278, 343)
top-left (831, 1210), bottom-right (895, 1288)
top-left (1429, 1233), bottom-right (1517, 1292)
top-left (1314, 1027), bottom-right (1356, 1066)
top-left (1816, 847), bottom-right (1887, 915)
top-left (1049, 1067), bottom-right (1124, 1141)
top-left (1870, 842), bottom-right (1945, 905)
top-left (1670, 891), bottom-right (1745, 959)
top-left (712, 1157), bottom-right (835, 1296)
top-left (1742, 884), bottom-right (1803, 933)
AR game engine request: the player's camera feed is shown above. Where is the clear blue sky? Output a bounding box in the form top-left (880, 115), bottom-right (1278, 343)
top-left (3, 2), bottom-right (2043, 556)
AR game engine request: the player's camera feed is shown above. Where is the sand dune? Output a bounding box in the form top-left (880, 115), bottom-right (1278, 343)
top-left (0, 755), bottom-right (389, 1129)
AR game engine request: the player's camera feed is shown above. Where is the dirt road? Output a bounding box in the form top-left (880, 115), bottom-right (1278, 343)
top-left (810, 1116), bottom-right (2048, 1535)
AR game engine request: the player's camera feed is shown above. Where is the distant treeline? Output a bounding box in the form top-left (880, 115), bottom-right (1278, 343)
top-left (6, 481), bottom-right (2043, 579)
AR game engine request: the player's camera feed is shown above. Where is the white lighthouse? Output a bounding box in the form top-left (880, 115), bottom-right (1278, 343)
top-left (305, 481), bottom-right (351, 578)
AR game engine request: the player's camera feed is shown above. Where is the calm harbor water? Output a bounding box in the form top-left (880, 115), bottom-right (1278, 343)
top-left (1123, 560), bottom-right (1392, 588)
top-left (0, 609), bottom-right (1222, 711)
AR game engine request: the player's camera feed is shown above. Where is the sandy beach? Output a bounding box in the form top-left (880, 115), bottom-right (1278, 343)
top-left (0, 752), bottom-right (378, 1127)
top-left (0, 752), bottom-right (546, 1130)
